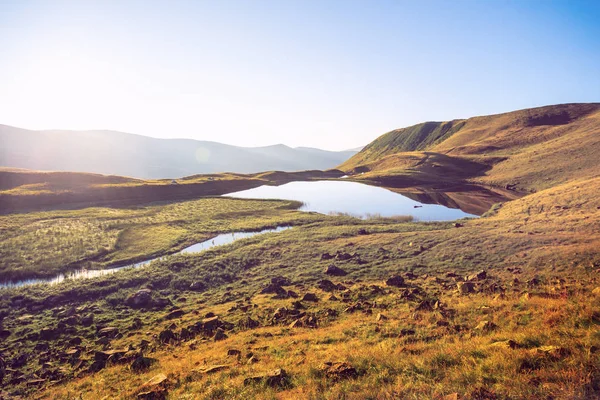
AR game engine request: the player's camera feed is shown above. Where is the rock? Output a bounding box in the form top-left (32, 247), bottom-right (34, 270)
top-left (238, 316), bottom-right (259, 329)
top-left (0, 330), bottom-right (10, 340)
top-left (271, 276), bottom-right (291, 286)
top-left (467, 270), bottom-right (487, 281)
top-left (261, 283), bottom-right (289, 298)
top-left (213, 328), bottom-right (228, 341)
top-left (475, 320), bottom-right (497, 332)
top-left (385, 276), bottom-right (405, 287)
top-left (321, 253), bottom-right (334, 260)
top-left (130, 356), bottom-right (158, 373)
top-left (357, 228), bottom-right (368, 235)
top-left (165, 309), bottom-right (185, 320)
top-left (81, 314), bottom-right (94, 326)
top-left (189, 281), bottom-right (206, 291)
top-left (302, 293), bottom-right (319, 302)
top-left (453, 223), bottom-right (463, 228)
top-left (328, 294), bottom-right (339, 301)
top-left (39, 328), bottom-right (59, 341)
top-left (592, 287), bottom-right (600, 296)
top-left (247, 355), bottom-right (259, 364)
top-left (325, 265), bottom-right (348, 276)
top-left (227, 349), bottom-right (241, 357)
top-left (202, 316), bottom-right (221, 332)
top-left (287, 290), bottom-right (299, 298)
top-left (318, 279), bottom-right (346, 292)
top-left (197, 365), bottom-right (230, 374)
top-left (534, 345), bottom-right (569, 359)
top-left (319, 362), bottom-right (358, 380)
top-left (138, 373), bottom-right (170, 400)
top-left (376, 313), bottom-right (387, 321)
top-left (158, 329), bottom-right (176, 344)
top-left (457, 282), bottom-right (476, 294)
top-left (336, 252), bottom-right (353, 261)
top-left (490, 340), bottom-right (519, 349)
top-left (126, 289), bottom-right (153, 308)
top-left (98, 327), bottom-right (119, 338)
top-left (244, 368), bottom-right (289, 387)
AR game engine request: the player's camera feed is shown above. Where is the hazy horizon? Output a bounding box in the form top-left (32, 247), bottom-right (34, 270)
top-left (1, 0), bottom-right (599, 151)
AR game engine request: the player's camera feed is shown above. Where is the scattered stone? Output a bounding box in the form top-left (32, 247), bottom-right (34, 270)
top-left (202, 316), bottom-right (221, 331)
top-left (98, 327), bottom-right (119, 338)
top-left (302, 293), bottom-right (319, 302)
top-left (376, 313), bottom-right (387, 322)
top-left (243, 368), bottom-right (289, 387)
top-left (130, 356), bottom-right (158, 373)
top-left (138, 373), bottom-right (170, 400)
top-left (165, 309), bottom-right (185, 320)
top-left (318, 279), bottom-right (346, 292)
top-left (247, 355), bottom-right (259, 364)
top-left (319, 362), bottom-right (358, 380)
top-left (198, 365), bottom-right (230, 374)
top-left (213, 328), bottom-right (228, 341)
top-left (325, 265), bottom-right (348, 276)
top-left (126, 289), bottom-right (153, 308)
top-left (158, 329), bottom-right (176, 344)
top-left (457, 282), bottom-right (476, 294)
top-left (189, 281), bottom-right (206, 291)
top-left (453, 223), bottom-right (463, 228)
top-left (385, 276), bottom-right (405, 287)
top-left (227, 349), bottom-right (242, 357)
top-left (467, 270), bottom-right (487, 281)
top-left (271, 276), bottom-right (292, 286)
top-left (490, 340), bottom-right (519, 349)
top-left (475, 320), bottom-right (497, 332)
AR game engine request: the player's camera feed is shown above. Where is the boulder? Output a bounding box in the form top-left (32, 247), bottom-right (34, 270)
top-left (319, 362), bottom-right (358, 380)
top-left (189, 281), bottom-right (206, 291)
top-left (98, 327), bottom-right (119, 338)
top-left (317, 279), bottom-right (346, 292)
top-left (130, 356), bottom-right (158, 373)
top-left (467, 270), bottom-right (487, 281)
top-left (202, 316), bottom-right (221, 332)
top-left (385, 276), bottom-right (405, 287)
top-left (126, 289), bottom-right (153, 308)
top-left (244, 368), bottom-right (289, 387)
top-left (302, 293), bottom-right (319, 302)
top-left (475, 320), bottom-right (497, 332)
top-left (321, 253), bottom-right (334, 260)
top-left (325, 265), bottom-right (348, 276)
top-left (158, 329), bottom-right (176, 344)
top-left (227, 349), bottom-right (241, 357)
top-left (213, 328), bottom-right (228, 341)
top-left (165, 309), bottom-right (185, 320)
top-left (457, 282), bottom-right (476, 294)
top-left (271, 276), bottom-right (291, 286)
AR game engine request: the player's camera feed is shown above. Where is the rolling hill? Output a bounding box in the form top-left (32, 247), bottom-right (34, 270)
top-left (0, 125), bottom-right (357, 179)
top-left (341, 103), bottom-right (600, 191)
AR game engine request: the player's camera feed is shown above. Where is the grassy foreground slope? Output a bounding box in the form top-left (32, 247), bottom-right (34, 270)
top-left (0, 103), bottom-right (599, 399)
top-left (0, 176), bottom-right (597, 399)
top-left (341, 103), bottom-right (600, 191)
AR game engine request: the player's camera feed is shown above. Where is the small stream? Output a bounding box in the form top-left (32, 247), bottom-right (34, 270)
top-left (0, 226), bottom-right (291, 290)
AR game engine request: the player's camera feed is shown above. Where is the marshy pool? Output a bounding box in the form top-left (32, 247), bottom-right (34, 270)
top-left (0, 226), bottom-right (291, 289)
top-left (225, 180), bottom-right (478, 221)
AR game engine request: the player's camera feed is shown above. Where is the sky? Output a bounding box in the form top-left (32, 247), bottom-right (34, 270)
top-left (0, 0), bottom-right (599, 150)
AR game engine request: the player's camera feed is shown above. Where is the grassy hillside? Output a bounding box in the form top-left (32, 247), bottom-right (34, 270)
top-left (0, 125), bottom-right (356, 179)
top-left (0, 176), bottom-right (598, 399)
top-left (341, 103), bottom-right (600, 192)
top-left (1, 103), bottom-right (599, 399)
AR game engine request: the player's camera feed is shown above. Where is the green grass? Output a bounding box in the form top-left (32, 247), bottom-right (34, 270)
top-left (0, 197), bottom-right (322, 281)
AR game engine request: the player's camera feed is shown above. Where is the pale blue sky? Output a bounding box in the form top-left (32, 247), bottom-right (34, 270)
top-left (1, 0), bottom-right (598, 150)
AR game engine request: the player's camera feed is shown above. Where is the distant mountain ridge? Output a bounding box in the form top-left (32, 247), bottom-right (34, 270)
top-left (0, 125), bottom-right (357, 179)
